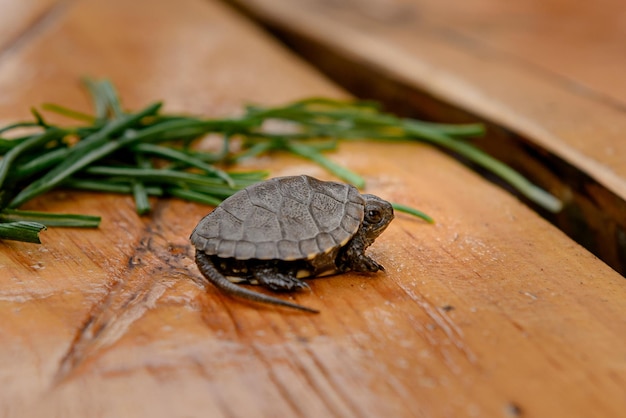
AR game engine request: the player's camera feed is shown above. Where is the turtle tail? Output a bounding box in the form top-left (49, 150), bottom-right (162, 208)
top-left (195, 250), bottom-right (319, 314)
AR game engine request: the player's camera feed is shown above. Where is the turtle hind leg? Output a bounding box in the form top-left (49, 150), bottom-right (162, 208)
top-left (252, 264), bottom-right (310, 292)
top-left (195, 250), bottom-right (318, 313)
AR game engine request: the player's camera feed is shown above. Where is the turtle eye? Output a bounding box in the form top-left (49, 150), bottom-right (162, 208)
top-left (367, 209), bottom-right (382, 224)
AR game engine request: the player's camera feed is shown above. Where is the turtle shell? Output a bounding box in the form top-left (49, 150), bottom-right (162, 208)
top-left (190, 175), bottom-right (365, 261)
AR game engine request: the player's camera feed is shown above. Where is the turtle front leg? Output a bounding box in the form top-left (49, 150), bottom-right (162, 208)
top-left (253, 264), bottom-right (310, 292)
top-left (337, 234), bottom-right (385, 273)
top-left (340, 248), bottom-right (385, 273)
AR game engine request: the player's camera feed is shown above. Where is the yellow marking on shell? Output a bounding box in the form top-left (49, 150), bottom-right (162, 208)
top-left (339, 234), bottom-right (352, 247)
top-left (303, 228), bottom-right (351, 260)
top-left (317, 268), bottom-right (339, 277)
top-left (228, 277), bottom-right (260, 285)
top-left (226, 276), bottom-right (248, 284)
top-left (298, 268), bottom-right (338, 278)
top-left (305, 244), bottom-right (336, 260)
top-left (296, 269), bottom-right (312, 278)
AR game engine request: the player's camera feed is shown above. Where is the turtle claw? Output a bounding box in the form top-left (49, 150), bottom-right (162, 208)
top-left (368, 260), bottom-right (385, 273)
top-left (355, 255), bottom-right (385, 273)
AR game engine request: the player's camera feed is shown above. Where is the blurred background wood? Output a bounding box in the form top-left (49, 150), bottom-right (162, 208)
top-left (0, 0), bottom-right (625, 417)
top-left (0, 0), bottom-right (61, 52)
top-left (229, 0), bottom-right (626, 275)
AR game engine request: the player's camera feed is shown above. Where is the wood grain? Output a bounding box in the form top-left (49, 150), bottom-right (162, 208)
top-left (0, 0), bottom-right (63, 53)
top-left (229, 0), bottom-right (626, 274)
top-left (1, 0), bottom-right (625, 417)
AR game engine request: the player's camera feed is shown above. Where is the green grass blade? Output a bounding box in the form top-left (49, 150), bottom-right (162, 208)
top-left (83, 166), bottom-right (233, 188)
top-left (0, 128), bottom-right (65, 189)
top-left (133, 143), bottom-right (235, 187)
top-left (391, 203), bottom-right (434, 223)
top-left (83, 78), bottom-right (124, 120)
top-left (285, 142), bottom-right (365, 188)
top-left (63, 179), bottom-right (164, 196)
top-left (0, 209), bottom-right (101, 227)
top-left (0, 122), bottom-right (43, 136)
top-left (41, 103), bottom-right (96, 123)
top-left (0, 221), bottom-right (46, 243)
top-left (13, 147), bottom-right (70, 179)
top-left (166, 187), bottom-right (223, 206)
top-left (9, 102), bottom-right (162, 208)
top-left (132, 180), bottom-right (151, 215)
top-left (413, 129), bottom-right (562, 212)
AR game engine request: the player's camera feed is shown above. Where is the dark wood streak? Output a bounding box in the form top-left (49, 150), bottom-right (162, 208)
top-left (53, 204), bottom-right (189, 384)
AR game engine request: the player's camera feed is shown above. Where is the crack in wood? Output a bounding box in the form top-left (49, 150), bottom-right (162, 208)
top-left (53, 220), bottom-right (192, 385)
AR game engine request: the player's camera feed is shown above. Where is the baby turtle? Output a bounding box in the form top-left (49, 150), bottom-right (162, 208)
top-left (190, 175), bottom-right (394, 313)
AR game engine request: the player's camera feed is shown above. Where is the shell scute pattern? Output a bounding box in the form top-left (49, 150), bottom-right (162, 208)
top-left (314, 178), bottom-right (349, 202)
top-left (277, 240), bottom-right (301, 260)
top-left (255, 241), bottom-right (278, 259)
top-left (340, 211), bottom-right (362, 235)
top-left (247, 179), bottom-right (282, 211)
top-left (309, 193), bottom-right (342, 231)
top-left (194, 208), bottom-right (220, 240)
top-left (242, 206), bottom-right (282, 243)
top-left (299, 237), bottom-right (320, 258)
top-left (329, 227), bottom-right (349, 244)
top-left (191, 175), bottom-right (365, 261)
top-left (223, 191), bottom-right (255, 221)
top-left (235, 240), bottom-right (256, 259)
top-left (316, 232), bottom-right (337, 253)
top-left (217, 240), bottom-right (237, 258)
top-left (203, 238), bottom-right (219, 254)
top-left (218, 208), bottom-right (244, 241)
top-left (279, 197), bottom-right (319, 240)
top-left (277, 175), bottom-right (312, 204)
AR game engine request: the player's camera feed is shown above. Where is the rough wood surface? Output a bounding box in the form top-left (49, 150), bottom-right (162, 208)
top-left (1, 0), bottom-right (625, 417)
top-left (229, 0), bottom-right (626, 274)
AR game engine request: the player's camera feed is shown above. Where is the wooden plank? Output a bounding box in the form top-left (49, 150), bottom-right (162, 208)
top-left (229, 0), bottom-right (626, 274)
top-left (0, 0), bottom-right (62, 53)
top-left (1, 0), bottom-right (625, 417)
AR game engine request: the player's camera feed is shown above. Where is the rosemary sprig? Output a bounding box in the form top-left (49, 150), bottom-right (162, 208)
top-left (0, 221), bottom-right (46, 243)
top-left (0, 209), bottom-right (100, 228)
top-left (284, 142), bottom-right (366, 188)
top-left (8, 102), bottom-right (163, 208)
top-left (0, 78), bottom-right (561, 243)
top-left (0, 128), bottom-right (65, 188)
top-left (392, 203), bottom-right (435, 224)
top-left (243, 98), bottom-right (561, 212)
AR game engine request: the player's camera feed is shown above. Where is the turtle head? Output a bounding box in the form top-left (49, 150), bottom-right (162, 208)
top-left (360, 194), bottom-right (394, 243)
